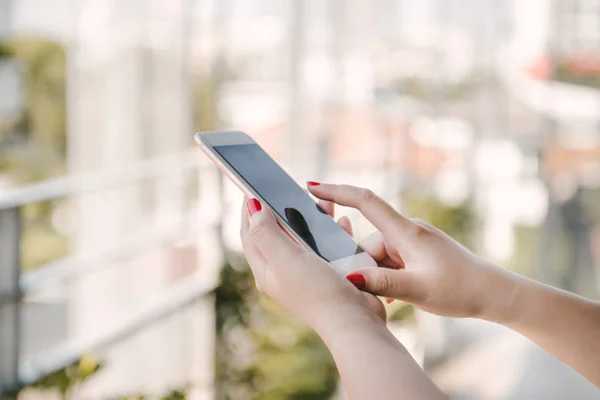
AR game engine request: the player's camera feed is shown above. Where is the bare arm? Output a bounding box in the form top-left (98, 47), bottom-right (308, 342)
top-left (486, 275), bottom-right (600, 386)
top-left (315, 310), bottom-right (443, 400)
top-left (308, 182), bottom-right (600, 389)
top-left (240, 199), bottom-right (444, 399)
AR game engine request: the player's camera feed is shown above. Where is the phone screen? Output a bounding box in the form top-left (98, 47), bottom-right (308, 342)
top-left (213, 143), bottom-right (364, 262)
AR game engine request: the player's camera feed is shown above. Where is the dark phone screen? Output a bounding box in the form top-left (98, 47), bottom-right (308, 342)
top-left (214, 143), bottom-right (363, 262)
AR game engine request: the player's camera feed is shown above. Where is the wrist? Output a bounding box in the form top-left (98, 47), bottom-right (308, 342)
top-left (476, 264), bottom-right (525, 325)
top-left (311, 303), bottom-right (387, 343)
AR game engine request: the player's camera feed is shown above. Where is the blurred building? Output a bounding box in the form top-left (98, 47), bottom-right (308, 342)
top-left (2, 0), bottom-right (600, 398)
top-left (4, 0), bottom-right (218, 397)
top-left (557, 0), bottom-right (600, 51)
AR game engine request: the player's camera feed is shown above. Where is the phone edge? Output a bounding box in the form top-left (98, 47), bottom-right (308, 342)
top-left (197, 138), bottom-right (312, 252)
top-left (195, 132), bottom-right (376, 273)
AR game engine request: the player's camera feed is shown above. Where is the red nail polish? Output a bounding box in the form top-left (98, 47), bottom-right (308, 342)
top-left (307, 181), bottom-right (321, 187)
top-left (386, 298), bottom-right (394, 304)
top-left (247, 198), bottom-right (262, 216)
top-left (346, 273), bottom-right (366, 290)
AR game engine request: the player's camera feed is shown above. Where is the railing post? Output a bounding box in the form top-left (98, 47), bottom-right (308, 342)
top-left (0, 207), bottom-right (21, 392)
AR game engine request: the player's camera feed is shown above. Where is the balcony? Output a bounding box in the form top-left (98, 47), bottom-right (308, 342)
top-left (1, 152), bottom-right (222, 398)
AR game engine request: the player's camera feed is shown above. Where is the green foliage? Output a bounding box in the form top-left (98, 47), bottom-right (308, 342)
top-left (160, 389), bottom-right (188, 400)
top-left (113, 387), bottom-right (189, 400)
top-left (215, 254), bottom-right (338, 400)
top-left (31, 354), bottom-right (103, 396)
top-left (0, 35), bottom-right (67, 184)
top-left (556, 62), bottom-right (600, 90)
top-left (13, 354), bottom-right (191, 399)
top-left (20, 217), bottom-right (69, 271)
top-left (9, 36), bottom-right (67, 157)
top-left (0, 36), bottom-right (69, 271)
top-left (5, 354), bottom-right (104, 400)
top-left (0, 41), bottom-right (14, 59)
top-left (0, 141), bottom-right (65, 182)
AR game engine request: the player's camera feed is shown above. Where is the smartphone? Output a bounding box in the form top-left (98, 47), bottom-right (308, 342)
top-left (195, 130), bottom-right (376, 274)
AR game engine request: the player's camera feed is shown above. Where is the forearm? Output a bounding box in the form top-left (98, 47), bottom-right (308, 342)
top-left (314, 309), bottom-right (444, 400)
top-left (484, 273), bottom-right (600, 387)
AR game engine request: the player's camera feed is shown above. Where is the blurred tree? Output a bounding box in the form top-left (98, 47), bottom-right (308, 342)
top-left (113, 387), bottom-right (189, 400)
top-left (215, 254), bottom-right (338, 400)
top-left (0, 36), bottom-right (67, 182)
top-left (3, 354), bottom-right (104, 400)
top-left (0, 37), bottom-right (69, 270)
top-left (555, 55), bottom-right (600, 89)
top-left (10, 353), bottom-right (192, 400)
top-left (0, 41), bottom-right (13, 59)
top-left (30, 354), bottom-right (102, 399)
top-left (10, 36), bottom-right (67, 156)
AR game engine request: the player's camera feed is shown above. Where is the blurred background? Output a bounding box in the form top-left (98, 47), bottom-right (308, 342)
top-left (1, 0), bottom-right (600, 398)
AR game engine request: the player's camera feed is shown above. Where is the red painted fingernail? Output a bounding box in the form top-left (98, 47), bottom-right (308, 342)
top-left (386, 298), bottom-right (394, 304)
top-left (307, 181), bottom-right (321, 187)
top-left (346, 273), bottom-right (366, 290)
top-left (247, 198), bottom-right (262, 216)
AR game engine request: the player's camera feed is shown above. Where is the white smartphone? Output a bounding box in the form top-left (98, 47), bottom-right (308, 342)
top-left (194, 130), bottom-right (376, 275)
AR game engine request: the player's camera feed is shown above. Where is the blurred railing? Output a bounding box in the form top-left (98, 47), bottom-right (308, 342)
top-left (0, 150), bottom-right (222, 394)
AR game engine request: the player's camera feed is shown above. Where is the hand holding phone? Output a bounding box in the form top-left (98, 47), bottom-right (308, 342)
top-left (195, 130), bottom-right (376, 274)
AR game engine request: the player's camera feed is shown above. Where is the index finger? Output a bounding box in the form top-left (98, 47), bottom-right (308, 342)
top-left (307, 183), bottom-right (415, 238)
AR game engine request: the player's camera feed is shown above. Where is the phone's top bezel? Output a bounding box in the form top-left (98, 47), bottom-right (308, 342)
top-left (195, 131), bottom-right (255, 147)
top-left (195, 130), bottom-right (319, 255)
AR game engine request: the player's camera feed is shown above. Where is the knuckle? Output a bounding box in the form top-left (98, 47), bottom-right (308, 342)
top-left (410, 222), bottom-right (431, 238)
top-left (359, 188), bottom-right (378, 206)
top-left (374, 270), bottom-right (393, 294)
top-left (411, 218), bottom-right (436, 233)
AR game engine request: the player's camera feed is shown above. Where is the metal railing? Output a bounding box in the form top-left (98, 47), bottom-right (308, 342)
top-left (0, 150), bottom-right (222, 394)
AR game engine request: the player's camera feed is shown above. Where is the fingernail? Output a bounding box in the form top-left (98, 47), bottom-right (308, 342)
top-left (307, 181), bottom-right (321, 187)
top-left (386, 298), bottom-right (394, 304)
top-left (247, 198), bottom-right (262, 216)
top-left (346, 273), bottom-right (366, 290)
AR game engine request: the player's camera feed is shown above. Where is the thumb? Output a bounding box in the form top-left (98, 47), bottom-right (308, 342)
top-left (347, 268), bottom-right (424, 302)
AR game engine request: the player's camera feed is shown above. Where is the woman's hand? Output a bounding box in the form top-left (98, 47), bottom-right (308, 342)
top-left (307, 183), bottom-right (520, 322)
top-left (240, 197), bottom-right (445, 399)
top-left (239, 198), bottom-right (386, 333)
